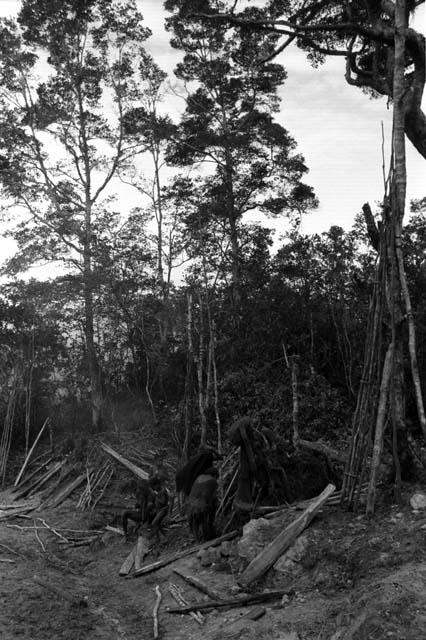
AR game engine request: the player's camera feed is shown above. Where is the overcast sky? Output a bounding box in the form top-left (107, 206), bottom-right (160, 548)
top-left (0, 0), bottom-right (424, 275)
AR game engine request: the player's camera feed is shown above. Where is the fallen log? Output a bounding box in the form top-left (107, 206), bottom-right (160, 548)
top-left (238, 483), bottom-right (336, 588)
top-left (119, 546), bottom-right (136, 576)
top-left (43, 473), bottom-right (86, 509)
top-left (132, 530), bottom-right (239, 577)
top-left (134, 535), bottom-right (150, 571)
top-left (14, 419), bottom-right (49, 487)
top-left (166, 589), bottom-right (290, 614)
top-left (100, 442), bottom-right (149, 480)
top-left (33, 575), bottom-right (88, 607)
top-left (172, 568), bottom-right (223, 600)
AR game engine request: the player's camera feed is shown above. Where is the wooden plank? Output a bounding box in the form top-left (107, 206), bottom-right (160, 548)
top-left (238, 484), bottom-right (336, 588)
top-left (100, 442), bottom-right (149, 480)
top-left (132, 530), bottom-right (239, 578)
top-left (134, 535), bottom-right (150, 571)
top-left (119, 546), bottom-right (136, 576)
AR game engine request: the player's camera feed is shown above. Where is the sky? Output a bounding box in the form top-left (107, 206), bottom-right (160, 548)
top-left (139, 0), bottom-right (425, 235)
top-left (0, 0), bottom-right (424, 276)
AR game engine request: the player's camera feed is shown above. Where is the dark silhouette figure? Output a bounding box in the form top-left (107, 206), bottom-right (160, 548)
top-left (186, 466), bottom-right (218, 542)
top-left (175, 447), bottom-right (221, 504)
top-left (122, 475), bottom-right (170, 539)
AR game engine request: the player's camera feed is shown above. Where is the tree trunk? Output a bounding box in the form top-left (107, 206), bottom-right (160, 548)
top-left (83, 249), bottom-right (103, 433)
top-left (290, 356), bottom-right (300, 450)
top-left (196, 292), bottom-right (208, 448)
top-left (183, 293), bottom-right (194, 460)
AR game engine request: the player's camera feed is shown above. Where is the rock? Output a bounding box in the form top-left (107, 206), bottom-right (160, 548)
top-left (238, 518), bottom-right (274, 562)
top-left (198, 549), bottom-right (212, 567)
top-left (274, 534), bottom-right (309, 574)
top-left (312, 567), bottom-right (331, 586)
top-left (230, 584), bottom-right (243, 595)
top-left (220, 540), bottom-right (233, 557)
top-left (410, 492), bottom-right (426, 510)
top-left (274, 633), bottom-right (299, 640)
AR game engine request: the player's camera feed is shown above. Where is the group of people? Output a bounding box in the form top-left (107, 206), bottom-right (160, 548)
top-left (122, 447), bottom-right (221, 542)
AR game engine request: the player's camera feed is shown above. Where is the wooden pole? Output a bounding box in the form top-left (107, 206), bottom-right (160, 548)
top-left (166, 589), bottom-right (289, 614)
top-left (100, 442), bottom-right (149, 480)
top-left (132, 530), bottom-right (238, 577)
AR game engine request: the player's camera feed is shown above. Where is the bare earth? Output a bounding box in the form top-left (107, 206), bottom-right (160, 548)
top-left (1, 486), bottom-right (426, 640)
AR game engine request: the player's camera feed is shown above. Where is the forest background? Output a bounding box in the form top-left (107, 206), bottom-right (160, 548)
top-left (0, 0), bottom-right (424, 493)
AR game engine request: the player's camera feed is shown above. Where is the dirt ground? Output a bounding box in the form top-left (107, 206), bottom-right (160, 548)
top-left (1, 482), bottom-right (426, 640)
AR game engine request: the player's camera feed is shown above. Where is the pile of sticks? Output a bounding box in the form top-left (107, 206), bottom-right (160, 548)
top-left (77, 462), bottom-right (114, 510)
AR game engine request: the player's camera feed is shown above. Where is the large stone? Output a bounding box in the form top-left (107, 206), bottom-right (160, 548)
top-left (274, 534), bottom-right (309, 574)
top-left (410, 492), bottom-right (426, 510)
top-left (237, 518), bottom-right (275, 562)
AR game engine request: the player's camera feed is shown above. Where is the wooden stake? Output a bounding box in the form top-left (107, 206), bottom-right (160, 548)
top-left (238, 484), bottom-right (336, 588)
top-left (14, 418), bottom-right (49, 487)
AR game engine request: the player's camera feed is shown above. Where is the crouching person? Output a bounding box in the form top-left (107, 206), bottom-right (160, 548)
top-left (122, 474), bottom-right (170, 541)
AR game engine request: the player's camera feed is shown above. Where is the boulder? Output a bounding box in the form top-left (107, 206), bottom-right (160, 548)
top-left (237, 518), bottom-right (275, 562)
top-left (410, 492), bottom-right (426, 510)
top-left (274, 534), bottom-right (309, 574)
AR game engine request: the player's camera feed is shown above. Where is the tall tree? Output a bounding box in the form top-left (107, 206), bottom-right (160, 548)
top-left (166, 0), bottom-right (318, 306)
top-left (0, 0), bottom-right (154, 431)
top-left (176, 0), bottom-right (426, 158)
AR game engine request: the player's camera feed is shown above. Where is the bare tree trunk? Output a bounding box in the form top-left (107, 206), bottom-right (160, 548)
top-left (210, 323), bottom-right (222, 455)
top-left (183, 293), bottom-right (194, 460)
top-left (24, 329), bottom-right (34, 457)
top-left (290, 356), bottom-right (300, 451)
top-left (196, 291), bottom-right (208, 448)
top-left (84, 252), bottom-right (103, 433)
